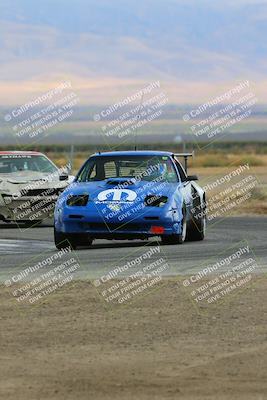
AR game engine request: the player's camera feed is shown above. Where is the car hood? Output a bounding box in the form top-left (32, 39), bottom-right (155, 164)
top-left (0, 171), bottom-right (56, 183)
top-left (0, 171), bottom-right (69, 193)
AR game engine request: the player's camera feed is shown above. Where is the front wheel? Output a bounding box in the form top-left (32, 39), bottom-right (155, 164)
top-left (161, 217), bottom-right (187, 245)
top-left (54, 228), bottom-right (93, 250)
top-left (187, 215), bottom-right (206, 241)
top-left (54, 228), bottom-right (77, 250)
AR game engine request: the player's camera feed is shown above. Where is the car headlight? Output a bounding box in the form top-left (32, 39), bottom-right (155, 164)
top-left (66, 194), bottom-right (89, 206)
top-left (144, 195), bottom-right (168, 207)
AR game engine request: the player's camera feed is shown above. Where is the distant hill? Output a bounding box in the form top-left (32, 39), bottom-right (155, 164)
top-left (0, 0), bottom-right (267, 104)
top-left (1, 0), bottom-right (267, 79)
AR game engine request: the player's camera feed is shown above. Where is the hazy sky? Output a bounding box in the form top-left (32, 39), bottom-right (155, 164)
top-left (0, 0), bottom-right (266, 104)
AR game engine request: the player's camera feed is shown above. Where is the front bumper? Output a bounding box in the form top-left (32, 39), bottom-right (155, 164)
top-left (55, 202), bottom-right (183, 239)
top-left (0, 195), bottom-right (59, 221)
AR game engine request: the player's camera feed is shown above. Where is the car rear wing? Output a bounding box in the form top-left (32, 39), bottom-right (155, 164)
top-left (173, 152), bottom-right (194, 173)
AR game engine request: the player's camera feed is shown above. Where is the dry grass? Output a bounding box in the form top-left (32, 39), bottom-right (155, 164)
top-left (191, 154), bottom-right (267, 168)
top-left (50, 152), bottom-right (267, 171)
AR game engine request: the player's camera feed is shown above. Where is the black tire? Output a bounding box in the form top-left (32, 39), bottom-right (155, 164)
top-left (54, 228), bottom-right (93, 250)
top-left (187, 197), bottom-right (207, 241)
top-left (161, 213), bottom-right (187, 245)
top-left (187, 207), bottom-right (206, 241)
top-left (75, 235), bottom-right (93, 248)
top-left (54, 228), bottom-right (77, 250)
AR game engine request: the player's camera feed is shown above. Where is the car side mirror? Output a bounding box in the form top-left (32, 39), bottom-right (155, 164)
top-left (59, 174), bottom-right (69, 181)
top-left (187, 175), bottom-right (198, 181)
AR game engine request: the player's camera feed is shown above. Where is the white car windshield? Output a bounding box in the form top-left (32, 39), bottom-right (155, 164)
top-left (0, 155), bottom-right (57, 174)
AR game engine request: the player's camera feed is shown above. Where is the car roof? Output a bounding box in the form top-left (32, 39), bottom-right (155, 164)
top-left (0, 151), bottom-right (42, 155)
top-left (91, 150), bottom-right (173, 157)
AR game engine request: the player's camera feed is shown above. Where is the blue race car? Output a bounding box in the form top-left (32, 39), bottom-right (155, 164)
top-left (54, 151), bottom-right (206, 249)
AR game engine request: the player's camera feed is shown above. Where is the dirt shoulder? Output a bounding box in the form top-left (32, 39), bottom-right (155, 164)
top-left (0, 277), bottom-right (267, 400)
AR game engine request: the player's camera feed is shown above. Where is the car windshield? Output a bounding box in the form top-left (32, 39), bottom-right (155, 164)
top-left (76, 155), bottom-right (179, 183)
top-left (0, 155), bottom-right (57, 174)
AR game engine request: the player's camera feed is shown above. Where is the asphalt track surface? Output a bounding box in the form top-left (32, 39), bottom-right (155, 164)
top-left (0, 216), bottom-right (266, 282)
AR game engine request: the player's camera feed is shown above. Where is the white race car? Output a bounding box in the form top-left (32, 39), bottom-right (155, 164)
top-left (0, 151), bottom-right (73, 225)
